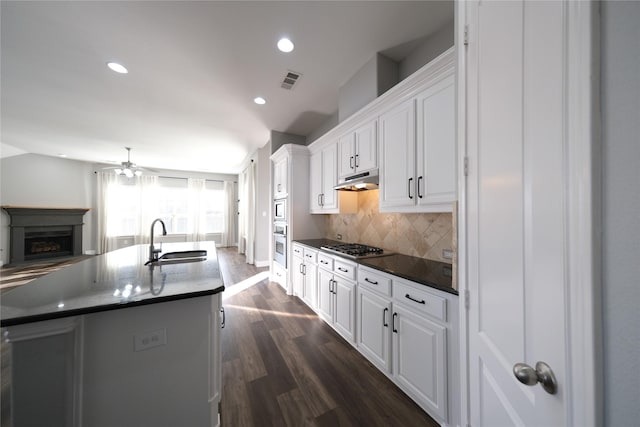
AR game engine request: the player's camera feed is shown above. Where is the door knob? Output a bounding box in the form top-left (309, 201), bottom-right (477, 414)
top-left (513, 361), bottom-right (558, 395)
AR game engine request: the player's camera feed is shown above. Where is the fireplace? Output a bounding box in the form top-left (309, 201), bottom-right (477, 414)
top-left (2, 207), bottom-right (89, 265)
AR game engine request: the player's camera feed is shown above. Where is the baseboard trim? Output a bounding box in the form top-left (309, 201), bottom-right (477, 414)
top-left (254, 260), bottom-right (270, 268)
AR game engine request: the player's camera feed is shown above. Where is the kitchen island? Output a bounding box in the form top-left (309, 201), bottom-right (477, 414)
top-left (1, 241), bottom-right (224, 427)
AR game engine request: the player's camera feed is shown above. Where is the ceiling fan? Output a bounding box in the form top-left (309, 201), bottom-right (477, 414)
top-left (104, 147), bottom-right (145, 178)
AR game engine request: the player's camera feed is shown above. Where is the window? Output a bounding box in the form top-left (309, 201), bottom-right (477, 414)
top-left (106, 176), bottom-right (227, 237)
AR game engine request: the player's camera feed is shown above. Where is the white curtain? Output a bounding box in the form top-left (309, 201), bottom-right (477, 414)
top-left (221, 180), bottom-right (236, 247)
top-left (245, 162), bottom-right (256, 264)
top-left (96, 172), bottom-right (118, 254)
top-left (238, 171), bottom-right (246, 254)
top-left (188, 178), bottom-right (207, 242)
top-left (133, 175), bottom-right (159, 245)
top-left (237, 161), bottom-right (256, 264)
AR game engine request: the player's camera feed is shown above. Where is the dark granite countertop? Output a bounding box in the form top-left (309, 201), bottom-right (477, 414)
top-left (0, 242), bottom-right (225, 327)
top-left (294, 239), bottom-right (457, 296)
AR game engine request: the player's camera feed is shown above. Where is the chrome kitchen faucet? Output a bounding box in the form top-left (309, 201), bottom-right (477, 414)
top-left (148, 218), bottom-right (167, 263)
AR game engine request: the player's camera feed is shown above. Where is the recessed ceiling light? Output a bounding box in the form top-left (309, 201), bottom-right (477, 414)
top-left (254, 97), bottom-right (266, 105)
top-left (277, 38), bottom-right (294, 53)
top-left (107, 62), bottom-right (128, 74)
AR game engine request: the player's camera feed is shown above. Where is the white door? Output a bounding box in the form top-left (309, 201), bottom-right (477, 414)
top-left (466, 1), bottom-right (570, 425)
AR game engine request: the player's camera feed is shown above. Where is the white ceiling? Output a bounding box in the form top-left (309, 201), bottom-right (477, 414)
top-left (1, 1), bottom-right (453, 174)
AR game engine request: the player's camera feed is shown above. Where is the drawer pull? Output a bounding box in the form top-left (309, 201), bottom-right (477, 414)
top-left (337, 267), bottom-right (348, 273)
top-left (364, 277), bottom-right (378, 285)
top-left (320, 260), bottom-right (329, 264)
top-left (405, 294), bottom-right (426, 305)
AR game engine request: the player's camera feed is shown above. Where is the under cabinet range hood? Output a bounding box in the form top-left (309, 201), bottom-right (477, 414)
top-left (334, 169), bottom-right (379, 191)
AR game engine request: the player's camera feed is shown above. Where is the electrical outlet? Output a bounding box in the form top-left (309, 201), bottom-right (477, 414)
top-left (442, 249), bottom-right (454, 260)
top-left (134, 328), bottom-right (167, 352)
top-left (337, 234), bottom-right (342, 241)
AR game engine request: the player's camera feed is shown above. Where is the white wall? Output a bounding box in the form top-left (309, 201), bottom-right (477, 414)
top-left (398, 19), bottom-right (454, 81)
top-left (0, 154), bottom-right (96, 264)
top-left (255, 142), bottom-right (271, 266)
top-left (601, 1), bottom-right (640, 425)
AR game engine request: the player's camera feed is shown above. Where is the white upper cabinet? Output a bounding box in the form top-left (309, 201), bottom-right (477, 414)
top-left (379, 69), bottom-right (456, 213)
top-left (378, 98), bottom-right (416, 209)
top-left (273, 157), bottom-right (288, 199)
top-left (338, 120), bottom-right (378, 179)
top-left (310, 140), bottom-right (357, 214)
top-left (416, 74), bottom-right (456, 208)
top-left (310, 142), bottom-right (338, 212)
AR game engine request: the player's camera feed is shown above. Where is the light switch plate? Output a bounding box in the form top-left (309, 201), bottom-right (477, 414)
top-left (442, 249), bottom-right (454, 260)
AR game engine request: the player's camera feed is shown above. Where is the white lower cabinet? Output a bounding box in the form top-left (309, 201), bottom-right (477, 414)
top-left (356, 265), bottom-right (456, 425)
top-left (292, 244), bottom-right (318, 310)
top-left (357, 286), bottom-right (392, 373)
top-left (316, 255), bottom-right (356, 344)
top-left (392, 302), bottom-right (447, 422)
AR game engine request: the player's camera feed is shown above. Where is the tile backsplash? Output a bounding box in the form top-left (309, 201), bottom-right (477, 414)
top-left (327, 190), bottom-right (454, 265)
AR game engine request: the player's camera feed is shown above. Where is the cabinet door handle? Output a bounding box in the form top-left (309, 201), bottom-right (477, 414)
top-left (330, 279), bottom-right (335, 294)
top-left (364, 277), bottom-right (378, 285)
top-left (355, 154), bottom-right (359, 168)
top-left (303, 264), bottom-right (307, 275)
top-left (383, 307), bottom-right (389, 327)
top-left (392, 312), bottom-right (398, 333)
top-left (337, 267), bottom-right (348, 273)
top-left (408, 177), bottom-right (414, 199)
top-left (321, 193), bottom-right (325, 206)
top-left (417, 176), bottom-right (423, 199)
top-left (350, 156), bottom-right (354, 169)
top-left (318, 194), bottom-right (322, 207)
top-left (405, 293), bottom-right (426, 305)
top-left (220, 307), bottom-right (226, 329)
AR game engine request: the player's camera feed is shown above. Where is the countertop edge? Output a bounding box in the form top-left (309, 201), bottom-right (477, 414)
top-left (1, 285), bottom-right (225, 328)
top-left (293, 239), bottom-right (458, 296)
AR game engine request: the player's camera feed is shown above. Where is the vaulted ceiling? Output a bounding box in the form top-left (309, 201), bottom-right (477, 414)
top-left (1, 1), bottom-right (453, 174)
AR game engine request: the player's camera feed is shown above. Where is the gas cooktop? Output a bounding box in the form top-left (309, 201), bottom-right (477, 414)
top-left (320, 243), bottom-right (392, 259)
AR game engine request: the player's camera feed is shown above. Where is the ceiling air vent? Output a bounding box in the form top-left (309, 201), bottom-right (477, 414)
top-left (281, 70), bottom-right (302, 90)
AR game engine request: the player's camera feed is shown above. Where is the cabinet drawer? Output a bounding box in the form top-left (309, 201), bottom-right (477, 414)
top-left (292, 244), bottom-right (304, 258)
top-left (393, 279), bottom-right (446, 322)
top-left (317, 253), bottom-right (333, 270)
top-left (303, 248), bottom-right (318, 264)
top-left (357, 266), bottom-right (391, 296)
top-left (333, 259), bottom-right (356, 280)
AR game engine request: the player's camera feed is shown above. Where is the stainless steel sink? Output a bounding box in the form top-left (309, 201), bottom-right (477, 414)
top-left (146, 250), bottom-right (207, 265)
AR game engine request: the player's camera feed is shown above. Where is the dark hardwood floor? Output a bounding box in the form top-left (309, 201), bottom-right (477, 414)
top-left (217, 248), bottom-right (439, 427)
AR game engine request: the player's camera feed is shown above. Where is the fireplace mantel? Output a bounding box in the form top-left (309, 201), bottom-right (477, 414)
top-left (2, 206), bottom-right (90, 264)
